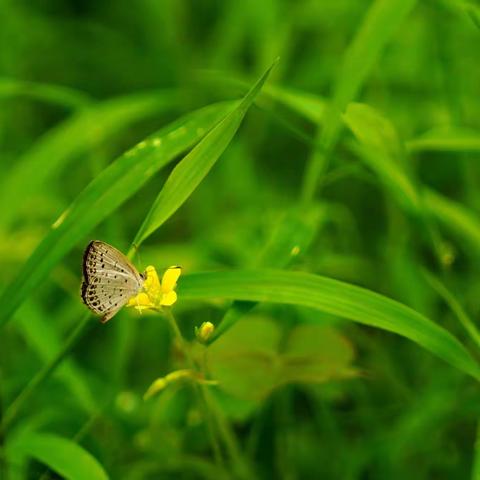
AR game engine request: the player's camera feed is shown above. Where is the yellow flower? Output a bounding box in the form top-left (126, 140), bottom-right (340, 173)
top-left (127, 265), bottom-right (181, 312)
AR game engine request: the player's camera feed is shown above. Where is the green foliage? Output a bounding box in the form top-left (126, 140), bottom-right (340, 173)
top-left (1, 0), bottom-right (480, 479)
top-left (180, 269), bottom-right (480, 380)
top-left (8, 431), bottom-right (108, 480)
top-left (208, 318), bottom-right (355, 400)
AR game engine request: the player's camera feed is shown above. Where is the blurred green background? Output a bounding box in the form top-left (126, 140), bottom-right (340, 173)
top-left (1, 0), bottom-right (480, 478)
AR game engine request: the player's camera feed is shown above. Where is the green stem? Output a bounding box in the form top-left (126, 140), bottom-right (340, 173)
top-left (300, 141), bottom-right (329, 205)
top-left (422, 270), bottom-right (480, 352)
top-left (0, 313), bottom-right (91, 434)
top-left (163, 309), bottom-right (224, 468)
top-left (164, 309), bottom-right (255, 479)
top-left (472, 419), bottom-right (480, 480)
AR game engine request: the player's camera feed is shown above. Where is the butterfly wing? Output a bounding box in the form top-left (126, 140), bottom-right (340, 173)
top-left (81, 240), bottom-right (143, 322)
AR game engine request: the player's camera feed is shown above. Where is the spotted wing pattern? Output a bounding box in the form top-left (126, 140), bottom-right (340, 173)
top-left (81, 240), bottom-right (144, 323)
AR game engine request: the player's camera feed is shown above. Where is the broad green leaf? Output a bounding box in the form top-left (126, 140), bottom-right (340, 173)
top-left (207, 318), bottom-right (355, 400)
top-left (10, 431), bottom-right (108, 480)
top-left (178, 269), bottom-right (480, 381)
top-left (132, 59), bottom-right (278, 247)
top-left (407, 127), bottom-right (480, 153)
top-left (0, 90), bottom-right (179, 228)
top-left (207, 318), bottom-right (281, 400)
top-left (0, 102), bottom-right (232, 328)
top-left (282, 324), bottom-right (356, 384)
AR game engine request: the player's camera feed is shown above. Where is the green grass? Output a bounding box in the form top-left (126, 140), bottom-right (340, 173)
top-left (1, 1), bottom-right (480, 479)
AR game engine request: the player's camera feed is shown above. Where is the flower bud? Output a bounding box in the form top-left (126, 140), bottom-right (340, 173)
top-left (195, 321), bottom-right (215, 343)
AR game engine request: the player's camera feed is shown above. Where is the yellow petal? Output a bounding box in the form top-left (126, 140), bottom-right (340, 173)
top-left (161, 266), bottom-right (181, 293)
top-left (160, 290), bottom-right (177, 306)
top-left (144, 265), bottom-right (161, 293)
top-left (127, 292), bottom-right (153, 308)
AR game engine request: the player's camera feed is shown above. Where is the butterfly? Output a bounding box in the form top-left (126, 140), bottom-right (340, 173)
top-left (81, 240), bottom-right (181, 323)
top-left (81, 240), bottom-right (145, 323)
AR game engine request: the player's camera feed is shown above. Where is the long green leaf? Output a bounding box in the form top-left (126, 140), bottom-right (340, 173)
top-left (342, 103), bottom-right (480, 262)
top-left (197, 71), bottom-right (325, 124)
top-left (178, 269), bottom-right (480, 381)
top-left (10, 432), bottom-right (108, 480)
top-left (15, 302), bottom-right (96, 414)
top-left (0, 102), bottom-right (233, 328)
top-left (0, 77), bottom-right (91, 108)
top-left (425, 188), bottom-right (480, 256)
top-left (343, 102), bottom-right (421, 215)
top-left (302, 0), bottom-right (417, 201)
top-left (0, 90), bottom-right (179, 228)
top-left (407, 127), bottom-right (480, 153)
top-left (330, 0), bottom-right (417, 121)
top-left (133, 59), bottom-right (278, 247)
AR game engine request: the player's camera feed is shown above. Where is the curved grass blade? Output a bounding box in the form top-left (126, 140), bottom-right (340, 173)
top-left (302, 0), bottom-right (417, 202)
top-left (0, 90), bottom-right (180, 229)
top-left (197, 70), bottom-right (325, 124)
top-left (15, 302), bottom-right (96, 414)
top-left (422, 270), bottom-right (480, 350)
top-left (178, 269), bottom-right (480, 381)
top-left (0, 78), bottom-right (91, 109)
top-left (424, 188), bottom-right (480, 257)
top-left (0, 102), bottom-right (233, 328)
top-left (212, 206), bottom-right (324, 342)
top-left (9, 432), bottom-right (108, 480)
top-left (132, 59), bottom-right (278, 247)
top-left (407, 127), bottom-right (480, 153)
top-left (343, 102), bottom-right (421, 215)
top-left (343, 102), bottom-right (450, 264)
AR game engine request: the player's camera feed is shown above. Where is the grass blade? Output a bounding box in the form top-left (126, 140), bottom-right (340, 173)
top-left (425, 188), bottom-right (480, 257)
top-left (302, 0), bottom-right (417, 201)
top-left (422, 270), bottom-right (480, 350)
top-left (0, 102), bottom-right (233, 328)
top-left (14, 303), bottom-right (96, 414)
top-left (178, 269), bottom-right (480, 381)
top-left (133, 59), bottom-right (278, 247)
top-left (407, 127), bottom-right (480, 153)
top-left (0, 78), bottom-right (91, 108)
top-left (0, 90), bottom-right (179, 229)
top-left (9, 431), bottom-right (108, 480)
top-left (343, 102), bottom-right (421, 215)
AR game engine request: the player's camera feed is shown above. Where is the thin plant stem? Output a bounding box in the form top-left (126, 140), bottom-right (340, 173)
top-left (163, 309), bottom-right (224, 468)
top-left (422, 270), bottom-right (480, 351)
top-left (472, 419), bottom-right (480, 480)
top-left (200, 384), bottom-right (253, 480)
top-left (301, 142), bottom-right (329, 205)
top-left (163, 309), bottom-right (256, 479)
top-left (0, 313), bottom-right (92, 434)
